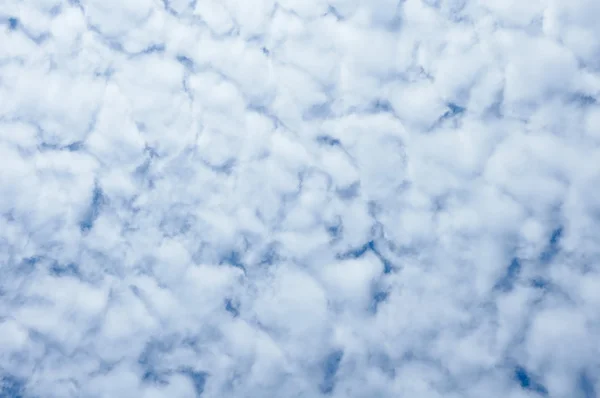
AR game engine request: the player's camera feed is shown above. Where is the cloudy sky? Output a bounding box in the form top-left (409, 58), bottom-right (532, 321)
top-left (1, 0), bottom-right (600, 397)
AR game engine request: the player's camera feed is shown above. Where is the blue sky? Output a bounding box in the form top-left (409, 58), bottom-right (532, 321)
top-left (1, 0), bottom-right (600, 397)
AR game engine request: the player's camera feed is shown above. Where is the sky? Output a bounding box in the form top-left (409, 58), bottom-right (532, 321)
top-left (1, 0), bottom-right (600, 397)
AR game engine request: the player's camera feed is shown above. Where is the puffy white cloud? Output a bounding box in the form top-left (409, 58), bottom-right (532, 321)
top-left (1, 0), bottom-right (599, 397)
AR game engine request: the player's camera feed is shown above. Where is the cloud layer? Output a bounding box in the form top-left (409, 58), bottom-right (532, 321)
top-left (1, 0), bottom-right (600, 397)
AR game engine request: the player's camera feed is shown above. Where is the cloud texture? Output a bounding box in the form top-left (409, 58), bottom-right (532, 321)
top-left (1, 0), bottom-right (600, 397)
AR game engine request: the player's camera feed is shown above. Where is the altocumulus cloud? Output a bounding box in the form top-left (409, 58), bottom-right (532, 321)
top-left (1, 0), bottom-right (600, 397)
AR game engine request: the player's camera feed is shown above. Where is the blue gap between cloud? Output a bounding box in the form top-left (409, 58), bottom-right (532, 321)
top-left (79, 184), bottom-right (105, 233)
top-left (540, 227), bottom-right (563, 264)
top-left (514, 366), bottom-right (548, 395)
top-left (320, 350), bottom-right (343, 394)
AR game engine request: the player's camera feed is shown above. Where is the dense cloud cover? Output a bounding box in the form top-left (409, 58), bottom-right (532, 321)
top-left (1, 0), bottom-right (600, 397)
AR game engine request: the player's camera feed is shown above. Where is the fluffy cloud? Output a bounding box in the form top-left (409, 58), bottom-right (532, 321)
top-left (1, 0), bottom-right (599, 397)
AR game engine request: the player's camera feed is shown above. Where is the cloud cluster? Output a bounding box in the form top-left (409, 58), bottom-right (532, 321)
top-left (1, 0), bottom-right (599, 397)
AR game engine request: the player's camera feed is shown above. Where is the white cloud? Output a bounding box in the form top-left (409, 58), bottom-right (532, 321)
top-left (1, 0), bottom-right (600, 397)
